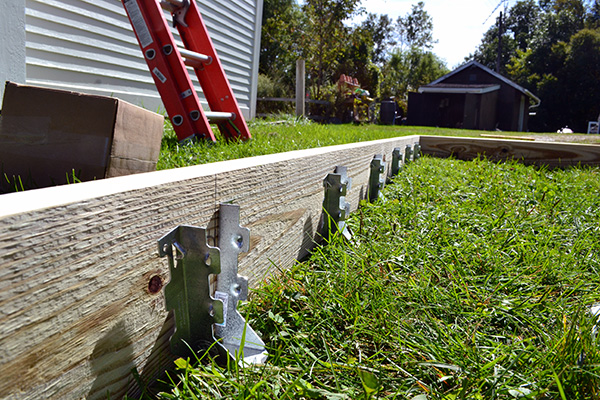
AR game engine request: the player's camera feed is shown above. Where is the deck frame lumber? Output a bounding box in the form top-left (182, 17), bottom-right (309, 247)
top-left (0, 136), bottom-right (419, 399)
top-left (420, 136), bottom-right (600, 167)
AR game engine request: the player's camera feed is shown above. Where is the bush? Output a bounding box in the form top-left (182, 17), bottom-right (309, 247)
top-left (256, 74), bottom-right (294, 116)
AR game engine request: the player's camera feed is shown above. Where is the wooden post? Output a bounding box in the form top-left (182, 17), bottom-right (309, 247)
top-left (296, 59), bottom-right (305, 117)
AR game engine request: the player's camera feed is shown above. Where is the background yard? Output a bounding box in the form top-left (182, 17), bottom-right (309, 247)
top-left (157, 118), bottom-right (600, 171)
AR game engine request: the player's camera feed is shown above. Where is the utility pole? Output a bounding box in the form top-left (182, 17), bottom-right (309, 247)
top-left (496, 11), bottom-right (503, 73)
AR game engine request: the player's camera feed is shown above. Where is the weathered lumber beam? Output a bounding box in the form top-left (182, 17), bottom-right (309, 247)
top-left (0, 136), bottom-right (420, 400)
top-left (420, 135), bottom-right (600, 167)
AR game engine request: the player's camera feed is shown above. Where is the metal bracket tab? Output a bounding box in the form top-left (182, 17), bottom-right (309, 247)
top-left (391, 147), bottom-right (404, 177)
top-left (368, 154), bottom-right (385, 202)
top-left (414, 143), bottom-right (422, 161)
top-left (214, 204), bottom-right (267, 364)
top-left (159, 225), bottom-right (224, 357)
top-left (323, 166), bottom-right (352, 241)
top-left (405, 145), bottom-right (414, 164)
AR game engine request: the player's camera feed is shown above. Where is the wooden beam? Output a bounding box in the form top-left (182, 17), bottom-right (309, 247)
top-left (420, 136), bottom-right (600, 167)
top-left (0, 136), bottom-right (420, 399)
top-left (296, 59), bottom-right (306, 117)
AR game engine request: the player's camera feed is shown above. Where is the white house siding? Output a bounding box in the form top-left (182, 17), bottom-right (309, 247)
top-left (1, 0), bottom-right (27, 101)
top-left (23, 0), bottom-right (263, 119)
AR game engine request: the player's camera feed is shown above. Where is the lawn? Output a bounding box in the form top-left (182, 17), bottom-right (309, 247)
top-left (140, 135), bottom-right (600, 399)
top-left (157, 117), bottom-right (600, 170)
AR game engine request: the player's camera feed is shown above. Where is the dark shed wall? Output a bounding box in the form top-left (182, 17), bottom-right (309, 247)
top-left (407, 92), bottom-right (466, 129)
top-left (479, 91), bottom-right (498, 130)
top-left (441, 65), bottom-right (525, 131)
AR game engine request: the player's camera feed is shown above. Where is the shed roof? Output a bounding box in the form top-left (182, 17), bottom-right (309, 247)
top-left (418, 83), bottom-right (501, 94)
top-left (424, 60), bottom-right (541, 106)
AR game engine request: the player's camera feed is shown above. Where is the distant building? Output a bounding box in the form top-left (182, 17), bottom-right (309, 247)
top-left (408, 60), bottom-right (540, 132)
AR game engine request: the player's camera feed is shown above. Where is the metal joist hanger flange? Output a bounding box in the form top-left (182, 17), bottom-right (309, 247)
top-left (158, 204), bottom-right (267, 365)
top-left (159, 225), bottom-right (226, 358)
top-left (214, 203), bottom-right (267, 365)
top-left (322, 166), bottom-right (352, 241)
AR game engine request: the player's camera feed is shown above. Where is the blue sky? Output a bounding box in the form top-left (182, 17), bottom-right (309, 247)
top-left (354, 0), bottom-right (508, 68)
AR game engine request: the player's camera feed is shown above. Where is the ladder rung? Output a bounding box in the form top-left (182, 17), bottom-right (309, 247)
top-left (179, 48), bottom-right (212, 67)
top-left (206, 112), bottom-right (235, 121)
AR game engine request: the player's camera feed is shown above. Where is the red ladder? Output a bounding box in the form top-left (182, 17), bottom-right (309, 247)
top-left (122, 0), bottom-right (251, 142)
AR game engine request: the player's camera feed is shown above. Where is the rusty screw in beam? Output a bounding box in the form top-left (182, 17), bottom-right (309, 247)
top-left (148, 275), bottom-right (163, 294)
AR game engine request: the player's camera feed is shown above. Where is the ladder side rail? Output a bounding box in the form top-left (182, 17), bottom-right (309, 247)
top-left (175, 1), bottom-right (252, 141)
top-left (123, 0), bottom-right (216, 142)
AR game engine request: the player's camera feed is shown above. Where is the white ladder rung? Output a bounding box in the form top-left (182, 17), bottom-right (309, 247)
top-left (179, 48), bottom-right (212, 67)
top-left (206, 111), bottom-right (235, 121)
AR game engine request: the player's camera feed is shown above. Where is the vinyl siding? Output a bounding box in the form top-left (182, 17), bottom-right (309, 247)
top-left (24, 0), bottom-right (262, 118)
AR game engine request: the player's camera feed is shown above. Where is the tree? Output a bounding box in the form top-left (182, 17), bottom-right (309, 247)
top-left (380, 48), bottom-right (448, 102)
top-left (505, 0), bottom-right (540, 51)
top-left (334, 23), bottom-right (377, 97)
top-left (472, 0), bottom-right (600, 132)
top-left (395, 2), bottom-right (436, 50)
top-left (301, 0), bottom-right (363, 98)
top-left (332, 14), bottom-right (396, 98)
top-left (472, 0), bottom-right (540, 74)
top-left (259, 0), bottom-right (304, 93)
top-left (472, 20), bottom-right (516, 74)
top-left (507, 26), bottom-right (600, 132)
top-left (588, 0), bottom-right (600, 27)
top-left (360, 13), bottom-right (396, 66)
top-left (562, 28), bottom-right (600, 131)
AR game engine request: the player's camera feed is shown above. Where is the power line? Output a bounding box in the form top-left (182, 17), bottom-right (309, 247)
top-left (483, 0), bottom-right (508, 25)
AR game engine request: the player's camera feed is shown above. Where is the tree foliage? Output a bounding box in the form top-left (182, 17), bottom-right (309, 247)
top-left (472, 0), bottom-right (600, 132)
top-left (258, 0), bottom-right (444, 106)
top-left (381, 48), bottom-right (449, 102)
top-left (300, 0), bottom-right (364, 98)
top-left (259, 0), bottom-right (304, 92)
top-left (395, 1), bottom-right (436, 50)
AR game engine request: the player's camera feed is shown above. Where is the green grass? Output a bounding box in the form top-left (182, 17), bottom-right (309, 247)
top-left (158, 117), bottom-right (600, 170)
top-left (157, 116), bottom-right (418, 169)
top-left (138, 155), bottom-right (600, 399)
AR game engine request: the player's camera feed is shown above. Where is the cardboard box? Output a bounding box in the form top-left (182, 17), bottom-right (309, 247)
top-left (0, 81), bottom-right (164, 193)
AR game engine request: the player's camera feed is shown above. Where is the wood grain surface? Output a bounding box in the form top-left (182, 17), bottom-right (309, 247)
top-left (0, 136), bottom-right (420, 399)
top-left (420, 136), bottom-right (600, 167)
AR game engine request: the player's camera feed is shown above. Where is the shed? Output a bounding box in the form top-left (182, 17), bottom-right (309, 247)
top-left (408, 60), bottom-right (540, 132)
top-left (0, 0), bottom-right (263, 119)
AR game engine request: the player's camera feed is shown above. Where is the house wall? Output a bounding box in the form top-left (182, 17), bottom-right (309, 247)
top-left (0, 0), bottom-right (27, 102)
top-left (8, 0), bottom-right (262, 119)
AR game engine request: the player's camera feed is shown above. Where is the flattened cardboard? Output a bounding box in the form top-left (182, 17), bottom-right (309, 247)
top-left (0, 82), bottom-right (163, 193)
top-left (107, 99), bottom-right (164, 178)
